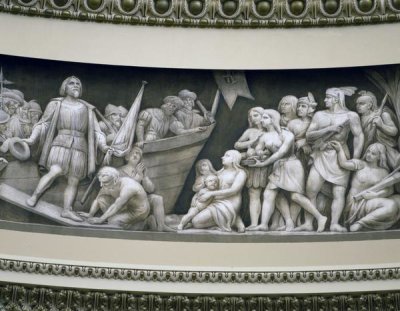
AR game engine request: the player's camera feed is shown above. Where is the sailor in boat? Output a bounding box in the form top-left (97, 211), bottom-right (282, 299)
top-left (2, 88), bottom-right (25, 138)
top-left (23, 100), bottom-right (42, 138)
top-left (80, 166), bottom-right (151, 228)
top-left (135, 95), bottom-right (207, 147)
top-left (176, 89), bottom-right (214, 129)
top-left (118, 146), bottom-right (174, 231)
top-left (23, 76), bottom-right (112, 222)
top-left (118, 105), bottom-right (128, 122)
top-left (0, 109), bottom-right (11, 143)
top-left (99, 104), bottom-right (124, 144)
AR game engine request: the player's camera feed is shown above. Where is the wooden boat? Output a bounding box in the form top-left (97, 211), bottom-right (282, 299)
top-left (0, 86), bottom-right (220, 225)
top-left (142, 123), bottom-right (215, 214)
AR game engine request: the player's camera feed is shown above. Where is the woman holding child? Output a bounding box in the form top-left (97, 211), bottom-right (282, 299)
top-left (187, 150), bottom-right (247, 232)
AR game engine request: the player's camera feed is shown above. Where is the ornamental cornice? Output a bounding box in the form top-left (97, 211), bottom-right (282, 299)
top-left (0, 283), bottom-right (399, 310)
top-left (0, 0), bottom-right (399, 27)
top-left (0, 258), bottom-right (399, 284)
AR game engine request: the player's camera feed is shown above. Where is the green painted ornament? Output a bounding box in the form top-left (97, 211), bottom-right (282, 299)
top-left (223, 0), bottom-right (237, 15)
top-left (324, 0), bottom-right (338, 13)
top-left (87, 0), bottom-right (102, 10)
top-left (290, 0), bottom-right (304, 14)
top-left (392, 0), bottom-right (400, 9)
top-left (155, 0), bottom-right (169, 13)
top-left (189, 0), bottom-right (203, 14)
top-left (121, 0), bottom-right (135, 11)
top-left (358, 0), bottom-right (373, 11)
top-left (256, 1), bottom-right (271, 15)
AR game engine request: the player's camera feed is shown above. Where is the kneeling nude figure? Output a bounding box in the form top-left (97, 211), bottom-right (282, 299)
top-left (80, 167), bottom-right (150, 228)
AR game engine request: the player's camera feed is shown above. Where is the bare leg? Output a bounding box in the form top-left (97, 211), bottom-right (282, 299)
top-left (61, 176), bottom-right (83, 222)
top-left (26, 165), bottom-right (63, 207)
top-left (296, 167), bottom-right (325, 232)
top-left (178, 208), bottom-right (199, 230)
top-left (235, 215), bottom-right (245, 233)
top-left (149, 194), bottom-right (175, 232)
top-left (246, 187), bottom-right (262, 229)
top-left (191, 209), bottom-right (216, 229)
top-left (275, 192), bottom-right (295, 231)
top-left (247, 188), bottom-right (278, 231)
top-left (290, 202), bottom-right (302, 226)
top-left (330, 185), bottom-right (347, 232)
top-left (291, 193), bottom-right (327, 232)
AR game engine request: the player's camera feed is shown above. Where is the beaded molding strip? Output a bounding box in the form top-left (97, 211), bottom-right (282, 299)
top-left (0, 0), bottom-right (399, 27)
top-left (1, 258), bottom-right (399, 283)
top-left (0, 283), bottom-right (399, 310)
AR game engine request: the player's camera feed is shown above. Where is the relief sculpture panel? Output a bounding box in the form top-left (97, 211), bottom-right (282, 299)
top-left (0, 54), bottom-right (399, 241)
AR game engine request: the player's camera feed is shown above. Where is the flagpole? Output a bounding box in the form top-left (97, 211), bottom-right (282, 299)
top-left (80, 81), bottom-right (147, 205)
top-left (210, 89), bottom-right (220, 117)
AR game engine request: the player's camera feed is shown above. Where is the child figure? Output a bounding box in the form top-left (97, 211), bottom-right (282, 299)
top-left (192, 159), bottom-right (217, 192)
top-left (178, 174), bottom-right (219, 230)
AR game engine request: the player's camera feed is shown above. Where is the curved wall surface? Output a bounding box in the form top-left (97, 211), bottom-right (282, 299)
top-left (0, 13), bottom-right (399, 310)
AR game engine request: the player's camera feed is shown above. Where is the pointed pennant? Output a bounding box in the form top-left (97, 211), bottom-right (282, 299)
top-left (213, 70), bottom-right (254, 110)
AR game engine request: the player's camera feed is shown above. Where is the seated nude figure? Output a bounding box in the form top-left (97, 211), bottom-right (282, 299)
top-left (80, 167), bottom-right (150, 228)
top-left (178, 174), bottom-right (219, 230)
top-left (190, 150), bottom-right (247, 233)
top-left (330, 141), bottom-right (400, 231)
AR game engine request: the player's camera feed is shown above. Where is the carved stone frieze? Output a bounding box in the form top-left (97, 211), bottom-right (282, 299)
top-left (0, 258), bottom-right (399, 283)
top-left (0, 283), bottom-right (399, 311)
top-left (0, 0), bottom-right (399, 27)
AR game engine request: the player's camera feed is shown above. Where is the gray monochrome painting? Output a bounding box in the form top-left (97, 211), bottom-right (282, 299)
top-left (0, 54), bottom-right (400, 242)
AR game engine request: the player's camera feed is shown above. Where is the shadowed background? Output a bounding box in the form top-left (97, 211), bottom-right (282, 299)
top-left (0, 54), bottom-right (391, 225)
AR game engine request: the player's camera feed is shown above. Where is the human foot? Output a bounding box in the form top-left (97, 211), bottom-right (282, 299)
top-left (61, 210), bottom-right (83, 222)
top-left (26, 195), bottom-right (39, 207)
top-left (330, 223), bottom-right (348, 232)
top-left (293, 223), bottom-right (314, 232)
top-left (317, 216), bottom-right (328, 233)
top-left (247, 224), bottom-right (268, 231)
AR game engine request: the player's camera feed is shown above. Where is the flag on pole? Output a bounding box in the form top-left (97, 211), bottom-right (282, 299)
top-left (213, 70), bottom-right (254, 110)
top-left (103, 81), bottom-right (147, 164)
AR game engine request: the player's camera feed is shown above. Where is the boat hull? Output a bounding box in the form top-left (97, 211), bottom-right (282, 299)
top-left (142, 124), bottom-right (215, 214)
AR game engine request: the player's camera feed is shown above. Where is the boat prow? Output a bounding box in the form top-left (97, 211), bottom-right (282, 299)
top-left (141, 124), bottom-right (216, 214)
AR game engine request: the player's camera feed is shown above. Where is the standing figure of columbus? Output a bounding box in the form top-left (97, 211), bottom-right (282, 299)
top-left (24, 76), bottom-right (111, 222)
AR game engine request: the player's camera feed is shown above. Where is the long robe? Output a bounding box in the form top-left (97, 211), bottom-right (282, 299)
top-left (35, 98), bottom-right (105, 178)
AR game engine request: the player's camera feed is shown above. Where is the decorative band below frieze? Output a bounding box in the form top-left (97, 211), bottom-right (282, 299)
top-left (0, 258), bottom-right (399, 284)
top-left (0, 283), bottom-right (399, 311)
top-left (0, 0), bottom-right (400, 28)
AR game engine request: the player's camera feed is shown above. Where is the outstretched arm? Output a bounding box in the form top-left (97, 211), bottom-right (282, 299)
top-left (329, 141), bottom-right (359, 171)
top-left (170, 120), bottom-right (206, 135)
top-left (96, 187), bottom-right (134, 223)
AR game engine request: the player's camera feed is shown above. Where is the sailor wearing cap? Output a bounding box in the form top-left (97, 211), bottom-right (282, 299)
top-left (176, 89), bottom-right (211, 129)
top-left (2, 88), bottom-right (25, 138)
top-left (99, 104), bottom-right (124, 144)
top-left (0, 109), bottom-right (11, 143)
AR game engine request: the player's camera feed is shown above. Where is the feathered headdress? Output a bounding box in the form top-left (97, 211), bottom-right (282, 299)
top-left (326, 86), bottom-right (357, 110)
